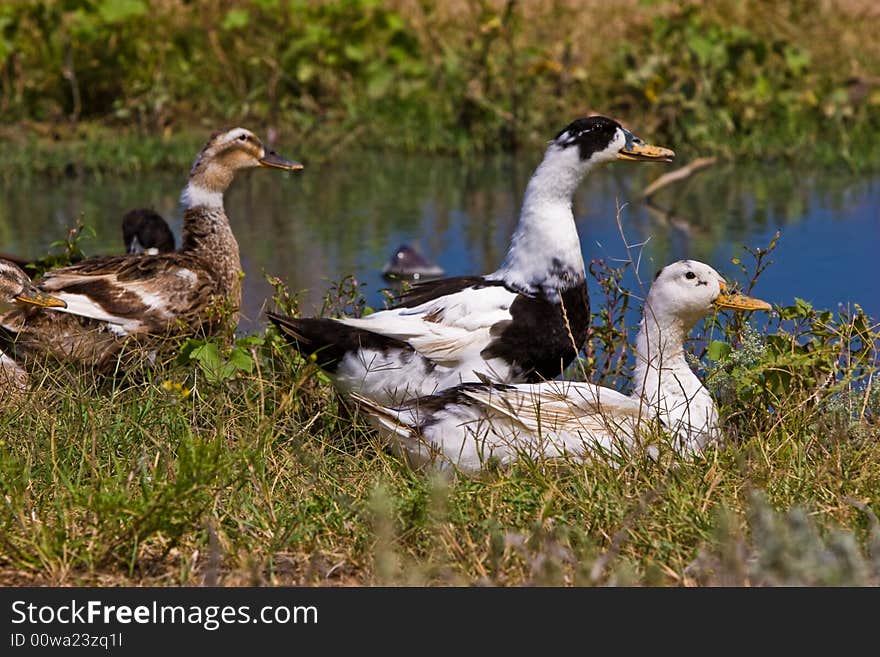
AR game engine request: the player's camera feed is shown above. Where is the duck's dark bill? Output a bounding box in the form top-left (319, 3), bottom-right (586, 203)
top-left (618, 143), bottom-right (676, 162)
top-left (713, 291), bottom-right (772, 312)
top-left (15, 291), bottom-right (67, 309)
top-left (259, 151), bottom-right (304, 171)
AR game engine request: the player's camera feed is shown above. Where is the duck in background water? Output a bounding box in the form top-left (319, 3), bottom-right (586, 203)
top-left (269, 116), bottom-right (674, 404)
top-left (382, 244), bottom-right (445, 281)
top-left (353, 260), bottom-right (773, 473)
top-left (0, 127), bottom-right (302, 385)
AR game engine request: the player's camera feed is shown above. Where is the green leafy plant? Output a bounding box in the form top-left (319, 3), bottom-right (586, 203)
top-left (691, 233), bottom-right (879, 441)
top-left (23, 216), bottom-right (94, 277)
top-left (4, 0), bottom-right (877, 168)
top-left (578, 258), bottom-right (633, 389)
top-left (177, 335), bottom-right (263, 385)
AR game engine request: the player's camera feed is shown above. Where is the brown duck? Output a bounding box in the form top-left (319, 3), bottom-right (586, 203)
top-left (0, 258), bottom-right (67, 387)
top-left (0, 127), bottom-right (302, 376)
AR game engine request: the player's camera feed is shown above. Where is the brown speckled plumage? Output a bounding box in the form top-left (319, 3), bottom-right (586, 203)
top-left (0, 259), bottom-right (67, 389)
top-left (0, 128), bottom-right (302, 379)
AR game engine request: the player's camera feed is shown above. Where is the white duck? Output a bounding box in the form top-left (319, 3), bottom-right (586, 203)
top-left (353, 260), bottom-right (772, 473)
top-left (269, 116), bottom-right (674, 404)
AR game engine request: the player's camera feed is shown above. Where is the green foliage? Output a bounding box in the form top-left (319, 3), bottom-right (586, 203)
top-left (178, 336), bottom-right (261, 385)
top-left (711, 299), bottom-right (877, 432)
top-left (22, 216), bottom-right (95, 277)
top-left (705, 340), bottom-right (731, 362)
top-left (577, 258), bottom-right (632, 389)
top-left (692, 234), bottom-right (880, 444)
top-left (607, 2), bottom-right (880, 165)
top-left (2, 1), bottom-right (878, 167)
top-left (319, 273), bottom-right (369, 319)
top-left (0, 203), bottom-right (877, 586)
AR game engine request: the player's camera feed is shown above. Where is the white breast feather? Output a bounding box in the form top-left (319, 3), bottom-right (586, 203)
top-left (180, 183), bottom-right (223, 209)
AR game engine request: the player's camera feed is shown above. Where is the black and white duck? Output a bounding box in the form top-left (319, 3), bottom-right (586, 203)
top-left (0, 127), bottom-right (302, 377)
top-left (353, 260), bottom-right (773, 472)
top-left (269, 116), bottom-right (673, 403)
top-left (122, 208), bottom-right (176, 255)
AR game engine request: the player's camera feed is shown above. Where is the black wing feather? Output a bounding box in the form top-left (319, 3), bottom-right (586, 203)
top-left (267, 312), bottom-right (415, 372)
top-left (393, 276), bottom-right (506, 309)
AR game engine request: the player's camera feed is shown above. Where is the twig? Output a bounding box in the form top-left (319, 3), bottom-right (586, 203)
top-left (641, 157), bottom-right (718, 200)
top-left (859, 371), bottom-right (873, 423)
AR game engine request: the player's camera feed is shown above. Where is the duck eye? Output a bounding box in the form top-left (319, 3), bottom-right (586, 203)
top-left (238, 134), bottom-right (247, 141)
top-left (685, 271), bottom-right (696, 280)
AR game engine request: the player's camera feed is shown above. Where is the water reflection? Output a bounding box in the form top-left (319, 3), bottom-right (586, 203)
top-left (0, 151), bottom-right (877, 335)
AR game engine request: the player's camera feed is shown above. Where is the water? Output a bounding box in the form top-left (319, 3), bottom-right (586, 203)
top-left (1, 152), bottom-right (877, 334)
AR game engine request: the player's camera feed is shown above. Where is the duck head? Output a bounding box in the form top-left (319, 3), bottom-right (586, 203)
top-left (647, 260), bottom-right (772, 327)
top-left (0, 259), bottom-right (67, 315)
top-left (182, 127), bottom-right (303, 209)
top-left (551, 116), bottom-right (675, 166)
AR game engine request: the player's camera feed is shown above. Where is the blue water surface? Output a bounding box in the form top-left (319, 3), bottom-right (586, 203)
top-left (1, 152), bottom-right (877, 335)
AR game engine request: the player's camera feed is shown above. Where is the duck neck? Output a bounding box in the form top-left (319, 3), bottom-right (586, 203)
top-left (179, 152), bottom-right (234, 209)
top-left (178, 167), bottom-right (242, 302)
top-left (488, 147), bottom-right (589, 301)
top-left (632, 304), bottom-right (715, 445)
top-left (632, 307), bottom-right (692, 399)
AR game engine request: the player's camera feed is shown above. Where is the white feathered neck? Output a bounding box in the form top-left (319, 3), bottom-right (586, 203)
top-left (488, 143), bottom-right (592, 300)
top-left (631, 264), bottom-right (723, 449)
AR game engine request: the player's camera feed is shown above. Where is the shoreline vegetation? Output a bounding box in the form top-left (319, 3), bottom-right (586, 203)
top-left (2, 0), bottom-right (880, 177)
top-left (0, 1), bottom-right (878, 586)
top-left (0, 224), bottom-right (878, 586)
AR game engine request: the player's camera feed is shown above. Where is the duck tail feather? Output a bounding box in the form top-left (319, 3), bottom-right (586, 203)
top-left (350, 392), bottom-right (416, 440)
top-left (266, 311), bottom-right (414, 372)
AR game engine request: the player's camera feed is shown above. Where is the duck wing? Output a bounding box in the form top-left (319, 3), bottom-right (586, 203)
top-left (460, 381), bottom-right (647, 435)
top-left (33, 254), bottom-right (215, 335)
top-left (338, 276), bottom-right (520, 367)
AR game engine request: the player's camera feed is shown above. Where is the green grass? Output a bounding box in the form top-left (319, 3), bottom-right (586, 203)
top-left (1, 259), bottom-right (877, 587)
top-left (0, 127), bottom-right (208, 182)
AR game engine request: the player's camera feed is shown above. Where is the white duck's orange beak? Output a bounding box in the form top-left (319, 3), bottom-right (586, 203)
top-left (713, 281), bottom-right (772, 312)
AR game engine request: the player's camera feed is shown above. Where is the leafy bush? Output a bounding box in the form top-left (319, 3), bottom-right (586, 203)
top-left (2, 1), bottom-right (879, 166)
